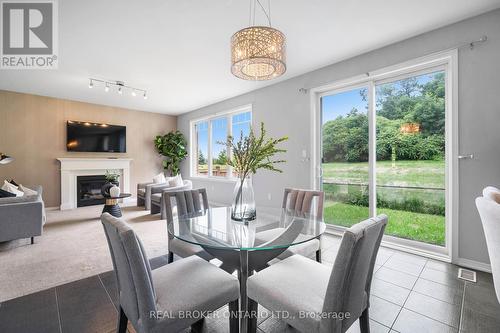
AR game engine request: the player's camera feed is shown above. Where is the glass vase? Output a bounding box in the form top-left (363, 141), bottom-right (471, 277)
top-left (231, 177), bottom-right (256, 221)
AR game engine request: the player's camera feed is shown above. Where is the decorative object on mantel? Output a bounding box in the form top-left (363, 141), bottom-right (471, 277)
top-left (231, 0), bottom-right (286, 81)
top-left (154, 130), bottom-right (188, 176)
top-left (101, 170), bottom-right (120, 196)
top-left (0, 152), bottom-right (14, 165)
top-left (109, 185), bottom-right (121, 198)
top-left (218, 122), bottom-right (288, 221)
top-left (88, 78), bottom-right (147, 99)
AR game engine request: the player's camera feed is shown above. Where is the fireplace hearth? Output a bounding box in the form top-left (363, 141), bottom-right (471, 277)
top-left (77, 175), bottom-right (106, 207)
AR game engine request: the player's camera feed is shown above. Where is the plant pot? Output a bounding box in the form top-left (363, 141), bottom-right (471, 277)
top-left (231, 177), bottom-right (256, 221)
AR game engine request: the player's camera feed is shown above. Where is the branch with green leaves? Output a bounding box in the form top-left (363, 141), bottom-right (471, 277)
top-left (218, 122), bottom-right (288, 180)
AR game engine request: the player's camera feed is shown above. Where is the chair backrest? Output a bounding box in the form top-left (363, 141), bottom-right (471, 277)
top-left (101, 213), bottom-right (156, 331)
top-left (320, 215), bottom-right (387, 333)
top-left (476, 187), bottom-right (500, 303)
top-left (163, 188), bottom-right (209, 237)
top-left (282, 188), bottom-right (324, 219)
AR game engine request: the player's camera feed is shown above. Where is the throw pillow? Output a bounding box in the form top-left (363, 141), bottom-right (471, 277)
top-left (169, 174), bottom-right (183, 187)
top-left (0, 188), bottom-right (16, 198)
top-left (2, 180), bottom-right (24, 197)
top-left (152, 173), bottom-right (167, 184)
top-left (19, 184), bottom-right (38, 196)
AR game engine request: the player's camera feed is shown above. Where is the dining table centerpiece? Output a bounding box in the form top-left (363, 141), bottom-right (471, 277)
top-left (219, 122), bottom-right (288, 222)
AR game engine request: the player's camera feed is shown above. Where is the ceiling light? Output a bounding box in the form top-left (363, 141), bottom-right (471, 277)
top-left (231, 0), bottom-right (286, 81)
top-left (87, 78), bottom-right (147, 100)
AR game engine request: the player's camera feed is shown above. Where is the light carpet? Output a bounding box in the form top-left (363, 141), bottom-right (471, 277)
top-left (0, 204), bottom-right (169, 302)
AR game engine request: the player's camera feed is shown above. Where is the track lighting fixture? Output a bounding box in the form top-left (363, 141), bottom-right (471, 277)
top-left (88, 78), bottom-right (147, 100)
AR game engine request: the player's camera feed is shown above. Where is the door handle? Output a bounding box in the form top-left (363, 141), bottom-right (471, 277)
top-left (458, 154), bottom-right (474, 160)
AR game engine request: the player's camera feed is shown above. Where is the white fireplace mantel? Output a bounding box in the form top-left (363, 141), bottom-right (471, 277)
top-left (57, 158), bottom-right (132, 210)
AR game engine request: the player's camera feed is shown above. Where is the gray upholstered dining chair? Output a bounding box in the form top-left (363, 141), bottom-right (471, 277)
top-left (476, 186), bottom-right (500, 303)
top-left (100, 213), bottom-right (240, 333)
top-left (255, 188), bottom-right (324, 262)
top-left (247, 215), bottom-right (387, 333)
top-left (162, 188), bottom-right (213, 263)
top-left (150, 180), bottom-right (193, 215)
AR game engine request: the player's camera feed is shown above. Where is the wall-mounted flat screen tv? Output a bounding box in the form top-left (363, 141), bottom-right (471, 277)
top-left (67, 121), bottom-right (126, 153)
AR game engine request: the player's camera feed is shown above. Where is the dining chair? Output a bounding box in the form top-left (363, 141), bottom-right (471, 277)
top-left (101, 213), bottom-right (240, 333)
top-left (247, 215), bottom-right (387, 333)
top-left (162, 188), bottom-right (214, 263)
top-left (255, 188), bottom-right (324, 262)
top-left (476, 186), bottom-right (500, 303)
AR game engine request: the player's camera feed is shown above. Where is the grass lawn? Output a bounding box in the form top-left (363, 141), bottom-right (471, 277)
top-left (322, 160), bottom-right (445, 188)
top-left (324, 201), bottom-right (445, 246)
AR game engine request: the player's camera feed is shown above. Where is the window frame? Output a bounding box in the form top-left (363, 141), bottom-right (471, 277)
top-left (190, 104), bottom-right (252, 181)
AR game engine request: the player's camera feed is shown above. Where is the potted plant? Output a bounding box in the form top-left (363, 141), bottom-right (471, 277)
top-left (154, 130), bottom-right (188, 175)
top-left (219, 122), bottom-right (288, 221)
top-left (101, 170), bottom-right (120, 196)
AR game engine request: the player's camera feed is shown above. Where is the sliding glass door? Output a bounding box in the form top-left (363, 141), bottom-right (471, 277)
top-left (321, 86), bottom-right (370, 228)
top-left (319, 67), bottom-right (448, 250)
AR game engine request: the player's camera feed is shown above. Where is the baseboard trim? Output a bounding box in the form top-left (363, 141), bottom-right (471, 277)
top-left (456, 258), bottom-right (491, 273)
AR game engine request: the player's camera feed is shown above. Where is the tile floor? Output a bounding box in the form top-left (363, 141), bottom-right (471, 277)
top-left (0, 234), bottom-right (499, 333)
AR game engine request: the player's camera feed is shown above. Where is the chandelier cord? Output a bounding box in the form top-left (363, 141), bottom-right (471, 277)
top-left (253, 0), bottom-right (272, 27)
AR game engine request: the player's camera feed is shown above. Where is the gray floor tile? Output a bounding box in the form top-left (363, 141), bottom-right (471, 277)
top-left (420, 267), bottom-right (464, 288)
top-left (460, 307), bottom-right (500, 333)
top-left (384, 257), bottom-right (425, 276)
top-left (463, 281), bottom-right (500, 318)
top-left (413, 278), bottom-right (463, 305)
top-left (346, 319), bottom-right (390, 333)
top-left (375, 267), bottom-right (418, 289)
top-left (371, 278), bottom-right (411, 306)
top-left (393, 308), bottom-right (457, 333)
top-left (369, 295), bottom-right (401, 328)
top-left (425, 259), bottom-right (458, 275)
top-left (391, 252), bottom-right (427, 266)
top-left (404, 291), bottom-right (460, 328)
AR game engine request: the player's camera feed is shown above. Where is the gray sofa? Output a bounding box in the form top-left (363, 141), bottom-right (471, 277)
top-left (0, 185), bottom-right (45, 244)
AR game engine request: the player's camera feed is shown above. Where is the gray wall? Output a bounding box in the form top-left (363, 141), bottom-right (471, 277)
top-left (178, 9), bottom-right (500, 267)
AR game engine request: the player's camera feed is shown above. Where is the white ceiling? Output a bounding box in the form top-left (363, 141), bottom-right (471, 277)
top-left (1, 0), bottom-right (499, 115)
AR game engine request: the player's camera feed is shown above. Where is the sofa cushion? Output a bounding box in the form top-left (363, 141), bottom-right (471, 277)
top-left (153, 173), bottom-right (167, 184)
top-left (2, 180), bottom-right (23, 197)
top-left (19, 185), bottom-right (38, 196)
top-left (151, 193), bottom-right (162, 203)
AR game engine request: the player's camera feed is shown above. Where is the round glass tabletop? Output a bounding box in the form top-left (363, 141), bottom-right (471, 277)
top-left (168, 206), bottom-right (326, 251)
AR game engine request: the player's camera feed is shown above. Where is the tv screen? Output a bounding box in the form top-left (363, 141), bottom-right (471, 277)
top-left (67, 121), bottom-right (126, 153)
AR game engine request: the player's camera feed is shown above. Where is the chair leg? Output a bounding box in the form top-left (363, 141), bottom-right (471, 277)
top-left (248, 298), bottom-right (258, 333)
top-left (31, 237), bottom-right (34, 245)
top-left (190, 318), bottom-right (205, 333)
top-left (359, 308), bottom-right (370, 333)
top-left (229, 299), bottom-right (239, 333)
top-left (167, 251), bottom-right (174, 264)
top-left (117, 306), bottom-right (128, 333)
top-left (315, 249), bottom-right (321, 263)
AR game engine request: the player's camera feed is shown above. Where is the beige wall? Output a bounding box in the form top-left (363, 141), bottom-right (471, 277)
top-left (0, 90), bottom-right (176, 207)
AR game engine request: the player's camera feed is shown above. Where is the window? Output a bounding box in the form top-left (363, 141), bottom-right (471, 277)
top-left (191, 106), bottom-right (252, 178)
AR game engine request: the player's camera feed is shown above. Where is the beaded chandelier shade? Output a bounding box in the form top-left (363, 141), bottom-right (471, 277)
top-left (231, 26), bottom-right (286, 80)
top-left (231, 0), bottom-right (286, 81)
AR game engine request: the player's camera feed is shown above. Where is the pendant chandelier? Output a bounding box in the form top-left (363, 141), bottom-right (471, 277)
top-left (231, 0), bottom-right (286, 81)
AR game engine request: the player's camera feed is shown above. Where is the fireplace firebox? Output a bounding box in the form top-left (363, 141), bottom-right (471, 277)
top-left (76, 175), bottom-right (107, 207)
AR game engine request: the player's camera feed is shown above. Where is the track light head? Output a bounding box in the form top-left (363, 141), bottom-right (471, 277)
top-left (143, 91), bottom-right (147, 100)
top-left (131, 90), bottom-right (137, 97)
top-left (88, 79), bottom-right (93, 88)
top-left (118, 86), bottom-right (122, 94)
top-left (104, 83), bottom-right (110, 92)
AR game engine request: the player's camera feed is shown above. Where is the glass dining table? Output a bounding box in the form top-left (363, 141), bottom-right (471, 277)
top-left (167, 206), bottom-right (326, 332)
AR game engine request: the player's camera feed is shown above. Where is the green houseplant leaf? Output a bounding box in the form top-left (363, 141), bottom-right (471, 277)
top-left (154, 130), bottom-right (188, 175)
